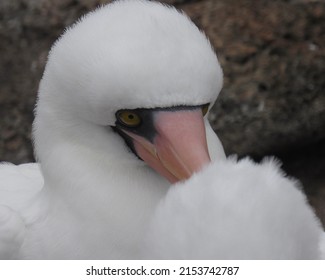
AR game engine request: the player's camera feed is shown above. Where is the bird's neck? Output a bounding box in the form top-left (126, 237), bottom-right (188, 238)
top-left (32, 108), bottom-right (169, 258)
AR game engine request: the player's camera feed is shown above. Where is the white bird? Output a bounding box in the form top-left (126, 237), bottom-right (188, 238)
top-left (0, 0), bottom-right (323, 259)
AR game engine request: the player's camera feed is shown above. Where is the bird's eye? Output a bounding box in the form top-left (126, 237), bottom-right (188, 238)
top-left (117, 110), bottom-right (141, 127)
top-left (201, 104), bottom-right (210, 116)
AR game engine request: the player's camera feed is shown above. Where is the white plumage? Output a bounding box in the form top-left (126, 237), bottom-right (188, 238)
top-left (0, 0), bottom-right (324, 259)
top-left (143, 158), bottom-right (323, 259)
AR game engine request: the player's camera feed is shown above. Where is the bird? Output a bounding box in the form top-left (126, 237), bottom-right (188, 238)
top-left (0, 0), bottom-right (324, 259)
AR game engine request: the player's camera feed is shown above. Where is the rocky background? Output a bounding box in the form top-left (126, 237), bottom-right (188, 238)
top-left (0, 0), bottom-right (324, 227)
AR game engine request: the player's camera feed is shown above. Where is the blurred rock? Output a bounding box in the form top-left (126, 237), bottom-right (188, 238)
top-left (181, 0), bottom-right (325, 158)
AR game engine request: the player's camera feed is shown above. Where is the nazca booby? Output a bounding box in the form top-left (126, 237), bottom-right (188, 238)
top-left (0, 0), bottom-right (324, 259)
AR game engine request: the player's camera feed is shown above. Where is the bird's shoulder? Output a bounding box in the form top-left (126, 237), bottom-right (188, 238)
top-left (0, 162), bottom-right (43, 184)
top-left (0, 163), bottom-right (44, 259)
top-left (0, 162), bottom-right (43, 217)
top-left (0, 162), bottom-right (43, 195)
top-left (0, 205), bottom-right (25, 259)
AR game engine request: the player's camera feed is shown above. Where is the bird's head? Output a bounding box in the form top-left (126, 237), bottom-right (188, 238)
top-left (36, 0), bottom-right (223, 184)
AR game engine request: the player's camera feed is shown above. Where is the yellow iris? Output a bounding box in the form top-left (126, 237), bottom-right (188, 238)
top-left (117, 110), bottom-right (141, 127)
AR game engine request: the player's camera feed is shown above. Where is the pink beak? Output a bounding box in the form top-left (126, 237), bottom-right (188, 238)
top-left (122, 108), bottom-right (211, 183)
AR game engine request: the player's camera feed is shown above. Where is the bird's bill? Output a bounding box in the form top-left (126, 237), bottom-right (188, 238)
top-left (123, 109), bottom-right (211, 183)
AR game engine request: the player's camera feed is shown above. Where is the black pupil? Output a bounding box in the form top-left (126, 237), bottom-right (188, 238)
top-left (128, 114), bottom-right (134, 119)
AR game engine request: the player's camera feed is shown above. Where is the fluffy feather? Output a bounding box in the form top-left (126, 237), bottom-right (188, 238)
top-left (0, 163), bottom-right (43, 259)
top-left (41, 0), bottom-right (222, 127)
top-left (320, 232), bottom-right (325, 259)
top-left (142, 158), bottom-right (323, 259)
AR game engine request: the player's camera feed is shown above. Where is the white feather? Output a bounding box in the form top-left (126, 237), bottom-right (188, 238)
top-left (142, 158), bottom-right (323, 259)
top-left (0, 163), bottom-right (43, 259)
